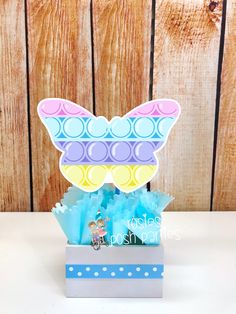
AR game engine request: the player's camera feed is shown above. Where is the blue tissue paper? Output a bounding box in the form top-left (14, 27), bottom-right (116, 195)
top-left (52, 184), bottom-right (173, 246)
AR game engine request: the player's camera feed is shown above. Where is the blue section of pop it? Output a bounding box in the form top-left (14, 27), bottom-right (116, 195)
top-left (44, 116), bottom-right (176, 142)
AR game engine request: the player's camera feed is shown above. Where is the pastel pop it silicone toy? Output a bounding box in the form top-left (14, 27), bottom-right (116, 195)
top-left (38, 98), bottom-right (180, 192)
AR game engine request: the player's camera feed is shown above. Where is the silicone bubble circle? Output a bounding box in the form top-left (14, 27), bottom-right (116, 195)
top-left (111, 165), bottom-right (132, 186)
top-left (157, 100), bottom-right (178, 115)
top-left (64, 142), bottom-right (85, 162)
top-left (134, 117), bottom-right (155, 138)
top-left (45, 118), bottom-right (61, 137)
top-left (87, 142), bottom-right (108, 162)
top-left (111, 165), bottom-right (157, 192)
top-left (85, 166), bottom-right (107, 187)
top-left (136, 102), bottom-right (155, 115)
top-left (156, 117), bottom-right (174, 137)
top-left (133, 165), bottom-right (156, 184)
top-left (134, 142), bottom-right (155, 162)
top-left (63, 102), bottom-right (83, 115)
top-left (87, 117), bottom-right (108, 138)
top-left (110, 142), bottom-right (132, 162)
top-left (40, 102), bottom-right (61, 115)
top-left (110, 117), bottom-right (132, 138)
top-left (61, 165), bottom-right (85, 186)
top-left (63, 117), bottom-right (84, 138)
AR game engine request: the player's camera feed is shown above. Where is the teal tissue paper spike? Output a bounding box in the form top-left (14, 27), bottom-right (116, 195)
top-left (61, 186), bottom-right (84, 207)
top-left (105, 194), bottom-right (124, 244)
top-left (126, 219), bottom-right (161, 245)
top-left (98, 184), bottom-right (116, 209)
top-left (61, 184), bottom-right (115, 209)
top-left (53, 193), bottom-right (104, 245)
top-left (105, 194), bottom-right (137, 245)
top-left (80, 194), bottom-right (104, 245)
top-left (110, 219), bottom-right (128, 245)
top-left (134, 189), bottom-right (174, 219)
top-left (126, 189), bottom-right (173, 245)
top-left (154, 191), bottom-right (174, 213)
top-left (52, 203), bottom-right (82, 244)
top-left (52, 185), bottom-right (173, 246)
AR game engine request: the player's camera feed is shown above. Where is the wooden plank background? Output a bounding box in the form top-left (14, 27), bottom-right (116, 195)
top-left (92, 0), bottom-right (152, 118)
top-left (0, 0), bottom-right (30, 211)
top-left (213, 0), bottom-right (236, 210)
top-left (27, 0), bottom-right (93, 211)
top-left (0, 0), bottom-right (235, 212)
top-left (151, 0), bottom-right (223, 210)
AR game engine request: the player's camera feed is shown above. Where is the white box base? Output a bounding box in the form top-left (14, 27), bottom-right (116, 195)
top-left (65, 244), bottom-right (164, 298)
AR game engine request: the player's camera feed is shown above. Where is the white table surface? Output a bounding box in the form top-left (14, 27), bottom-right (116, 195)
top-left (0, 212), bottom-right (236, 314)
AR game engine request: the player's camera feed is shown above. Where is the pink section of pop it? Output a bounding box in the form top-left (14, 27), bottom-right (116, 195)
top-left (126, 99), bottom-right (180, 118)
top-left (38, 99), bottom-right (93, 118)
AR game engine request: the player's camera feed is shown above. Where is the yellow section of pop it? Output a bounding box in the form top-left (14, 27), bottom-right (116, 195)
top-left (61, 165), bottom-right (107, 192)
top-left (60, 164), bottom-right (157, 192)
top-left (111, 165), bottom-right (157, 192)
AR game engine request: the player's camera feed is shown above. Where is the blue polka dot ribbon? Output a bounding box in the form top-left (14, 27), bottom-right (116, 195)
top-left (66, 264), bottom-right (164, 279)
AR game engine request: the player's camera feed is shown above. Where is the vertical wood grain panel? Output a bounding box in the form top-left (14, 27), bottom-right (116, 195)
top-left (0, 1), bottom-right (30, 211)
top-left (151, 0), bottom-right (222, 210)
top-left (92, 0), bottom-right (152, 118)
top-left (27, 0), bottom-right (93, 211)
top-left (213, 0), bottom-right (236, 210)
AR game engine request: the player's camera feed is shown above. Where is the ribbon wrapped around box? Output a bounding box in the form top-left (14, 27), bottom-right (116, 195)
top-left (66, 245), bottom-right (164, 298)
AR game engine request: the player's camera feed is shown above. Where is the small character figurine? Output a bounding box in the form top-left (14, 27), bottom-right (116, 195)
top-left (88, 221), bottom-right (100, 250)
top-left (97, 218), bottom-right (108, 245)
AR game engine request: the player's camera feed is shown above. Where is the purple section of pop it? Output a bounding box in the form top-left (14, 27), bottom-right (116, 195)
top-left (87, 142), bottom-right (109, 162)
top-left (134, 142), bottom-right (157, 162)
top-left (58, 141), bottom-right (163, 165)
top-left (110, 142), bottom-right (132, 162)
top-left (64, 142), bottom-right (85, 162)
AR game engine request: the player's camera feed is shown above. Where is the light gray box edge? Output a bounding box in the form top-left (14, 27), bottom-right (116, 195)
top-left (65, 244), bottom-right (164, 298)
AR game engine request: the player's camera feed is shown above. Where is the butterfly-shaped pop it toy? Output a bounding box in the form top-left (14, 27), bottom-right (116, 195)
top-left (38, 98), bottom-right (180, 193)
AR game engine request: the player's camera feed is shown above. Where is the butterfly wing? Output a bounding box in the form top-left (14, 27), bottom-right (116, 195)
top-left (38, 98), bottom-right (108, 191)
top-left (38, 98), bottom-right (180, 193)
top-left (110, 99), bottom-right (181, 192)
